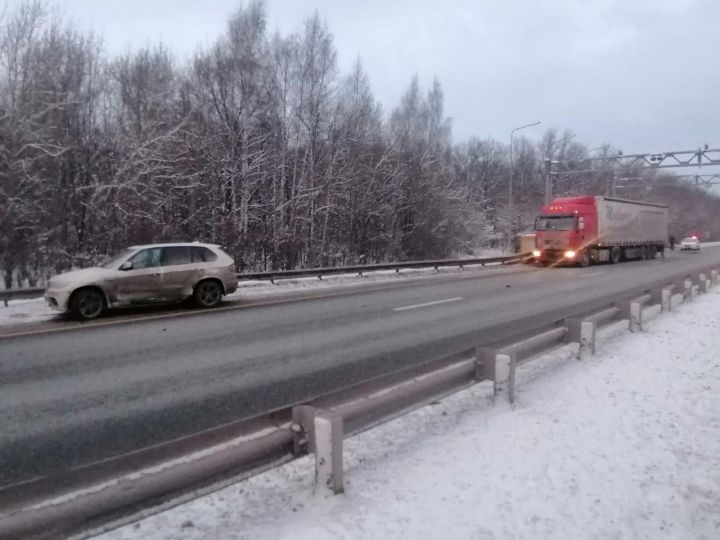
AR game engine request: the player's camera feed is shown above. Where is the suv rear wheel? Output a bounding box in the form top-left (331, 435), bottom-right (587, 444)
top-left (194, 280), bottom-right (223, 308)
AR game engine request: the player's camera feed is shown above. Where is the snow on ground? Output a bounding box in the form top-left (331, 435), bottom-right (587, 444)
top-left (0, 297), bottom-right (57, 326)
top-left (97, 289), bottom-right (720, 540)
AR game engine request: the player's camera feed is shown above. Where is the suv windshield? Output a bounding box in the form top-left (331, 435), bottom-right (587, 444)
top-left (100, 248), bottom-right (135, 268)
top-left (536, 216), bottom-right (576, 231)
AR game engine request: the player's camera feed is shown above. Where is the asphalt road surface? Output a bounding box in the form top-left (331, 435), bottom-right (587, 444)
top-left (2, 249), bottom-right (720, 489)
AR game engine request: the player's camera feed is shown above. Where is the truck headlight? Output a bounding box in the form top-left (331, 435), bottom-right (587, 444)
top-left (532, 250), bottom-right (541, 258)
top-left (564, 250), bottom-right (576, 259)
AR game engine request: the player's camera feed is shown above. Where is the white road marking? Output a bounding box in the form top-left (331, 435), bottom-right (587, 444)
top-left (579, 272), bottom-right (603, 278)
top-left (393, 297), bottom-right (463, 312)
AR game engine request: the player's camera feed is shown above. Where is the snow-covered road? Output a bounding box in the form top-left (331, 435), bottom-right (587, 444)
top-left (97, 286), bottom-right (720, 539)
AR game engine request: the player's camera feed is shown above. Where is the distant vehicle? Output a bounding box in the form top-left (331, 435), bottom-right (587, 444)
top-left (45, 243), bottom-right (238, 320)
top-left (532, 196), bottom-right (668, 267)
top-left (680, 236), bottom-right (701, 252)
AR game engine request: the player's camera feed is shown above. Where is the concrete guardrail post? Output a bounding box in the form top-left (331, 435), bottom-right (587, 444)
top-left (699, 273), bottom-right (707, 293)
top-left (661, 286), bottom-right (672, 312)
top-left (683, 278), bottom-right (692, 301)
top-left (712, 269), bottom-right (719, 286)
top-left (690, 284), bottom-right (699, 299)
top-left (291, 405), bottom-right (316, 455)
top-left (291, 405), bottom-right (344, 495)
top-left (578, 320), bottom-right (596, 358)
top-left (628, 295), bottom-right (651, 333)
top-left (630, 301), bottom-right (643, 332)
top-left (493, 352), bottom-right (517, 404)
top-left (313, 412), bottom-right (344, 495)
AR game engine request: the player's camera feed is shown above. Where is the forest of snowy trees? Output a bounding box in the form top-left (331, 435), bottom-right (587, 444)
top-left (2, 0), bottom-right (719, 288)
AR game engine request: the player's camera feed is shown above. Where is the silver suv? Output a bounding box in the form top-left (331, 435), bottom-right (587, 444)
top-left (45, 243), bottom-right (238, 320)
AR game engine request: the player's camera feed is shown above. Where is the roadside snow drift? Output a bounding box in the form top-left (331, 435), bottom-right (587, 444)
top-left (100, 289), bottom-right (720, 540)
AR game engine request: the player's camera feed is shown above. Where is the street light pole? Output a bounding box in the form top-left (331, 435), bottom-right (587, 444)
top-left (544, 158), bottom-right (554, 204)
top-left (509, 121), bottom-right (541, 250)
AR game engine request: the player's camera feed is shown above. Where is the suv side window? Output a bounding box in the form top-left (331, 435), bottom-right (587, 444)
top-left (191, 246), bottom-right (217, 262)
top-left (129, 248), bottom-right (163, 269)
top-left (162, 246), bottom-right (192, 266)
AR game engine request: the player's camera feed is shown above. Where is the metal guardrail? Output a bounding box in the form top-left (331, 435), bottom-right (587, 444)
top-left (2, 263), bottom-right (718, 538)
top-left (238, 253), bottom-right (531, 281)
top-left (0, 253), bottom-right (531, 306)
top-left (0, 287), bottom-right (45, 306)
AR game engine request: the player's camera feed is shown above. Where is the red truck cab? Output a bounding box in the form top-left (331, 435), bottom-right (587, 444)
top-left (534, 196), bottom-right (597, 266)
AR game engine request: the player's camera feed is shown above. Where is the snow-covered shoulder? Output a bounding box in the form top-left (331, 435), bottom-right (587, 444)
top-left (98, 289), bottom-right (720, 540)
top-left (0, 298), bottom-right (57, 327)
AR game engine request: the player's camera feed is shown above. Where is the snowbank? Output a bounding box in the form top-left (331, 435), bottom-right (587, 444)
top-left (0, 298), bottom-right (57, 326)
top-left (97, 289), bottom-right (720, 539)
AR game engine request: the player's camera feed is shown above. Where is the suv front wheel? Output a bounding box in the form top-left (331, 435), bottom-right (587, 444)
top-left (70, 288), bottom-right (106, 320)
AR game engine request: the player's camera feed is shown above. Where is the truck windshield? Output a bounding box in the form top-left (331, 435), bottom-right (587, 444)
top-left (536, 216), bottom-right (576, 231)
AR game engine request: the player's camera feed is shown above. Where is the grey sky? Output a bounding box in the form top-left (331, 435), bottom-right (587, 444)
top-left (7, 0), bottom-right (720, 156)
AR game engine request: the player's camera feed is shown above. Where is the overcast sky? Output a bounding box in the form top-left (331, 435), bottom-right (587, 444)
top-left (7, 0), bottom-right (720, 156)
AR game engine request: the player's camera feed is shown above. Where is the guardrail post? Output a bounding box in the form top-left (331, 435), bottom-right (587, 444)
top-left (564, 317), bottom-right (580, 344)
top-left (699, 274), bottom-right (711, 293)
top-left (579, 320), bottom-right (596, 357)
top-left (493, 352), bottom-right (517, 404)
top-left (291, 405), bottom-right (317, 455)
top-left (712, 269), bottom-right (719, 286)
top-left (292, 406), bottom-right (344, 495)
top-left (661, 286), bottom-right (672, 312)
top-left (683, 279), bottom-right (692, 301)
top-left (474, 348), bottom-right (490, 382)
top-left (475, 347), bottom-right (499, 384)
top-left (690, 284), bottom-right (699, 300)
top-left (630, 301), bottom-right (643, 332)
top-left (313, 412), bottom-right (344, 495)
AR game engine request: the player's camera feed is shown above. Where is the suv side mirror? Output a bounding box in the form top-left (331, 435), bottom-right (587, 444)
top-left (119, 261), bottom-right (133, 271)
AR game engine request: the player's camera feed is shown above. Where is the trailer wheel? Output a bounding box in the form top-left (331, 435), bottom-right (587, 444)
top-left (579, 250), bottom-right (591, 268)
top-left (610, 247), bottom-right (622, 264)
